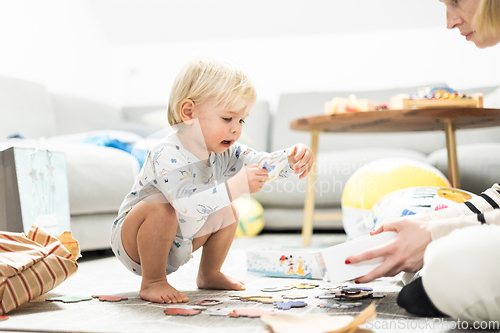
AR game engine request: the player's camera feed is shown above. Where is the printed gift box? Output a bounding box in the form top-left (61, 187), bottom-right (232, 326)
top-left (0, 224), bottom-right (80, 315)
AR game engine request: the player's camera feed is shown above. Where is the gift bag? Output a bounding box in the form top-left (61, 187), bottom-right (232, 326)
top-left (0, 147), bottom-right (70, 235)
top-left (0, 224), bottom-right (79, 315)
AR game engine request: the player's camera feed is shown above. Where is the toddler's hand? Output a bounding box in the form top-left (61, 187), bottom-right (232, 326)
top-left (227, 164), bottom-right (268, 200)
top-left (244, 164), bottom-right (269, 193)
top-left (287, 144), bottom-right (313, 179)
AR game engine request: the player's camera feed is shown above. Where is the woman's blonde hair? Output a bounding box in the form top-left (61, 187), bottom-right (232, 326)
top-left (167, 57), bottom-right (257, 126)
top-left (473, 0), bottom-right (500, 42)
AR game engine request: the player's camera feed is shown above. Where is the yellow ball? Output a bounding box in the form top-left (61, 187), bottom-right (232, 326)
top-left (233, 197), bottom-right (265, 237)
top-left (341, 158), bottom-right (450, 238)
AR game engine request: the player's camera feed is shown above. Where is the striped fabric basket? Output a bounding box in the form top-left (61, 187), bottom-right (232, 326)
top-left (0, 224), bottom-right (79, 315)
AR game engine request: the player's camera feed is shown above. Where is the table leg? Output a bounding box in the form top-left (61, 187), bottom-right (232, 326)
top-left (443, 119), bottom-right (460, 188)
top-left (302, 130), bottom-right (319, 246)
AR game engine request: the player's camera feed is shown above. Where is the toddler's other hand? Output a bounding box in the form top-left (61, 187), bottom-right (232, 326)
top-left (287, 144), bottom-right (313, 179)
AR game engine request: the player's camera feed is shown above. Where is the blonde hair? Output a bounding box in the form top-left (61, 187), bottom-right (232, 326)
top-left (473, 0), bottom-right (500, 42)
top-left (167, 57), bottom-right (257, 126)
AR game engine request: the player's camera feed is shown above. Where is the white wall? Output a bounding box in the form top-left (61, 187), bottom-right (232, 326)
top-left (1, 1), bottom-right (499, 111)
top-left (111, 27), bottom-right (500, 111)
top-left (0, 0), bottom-right (114, 103)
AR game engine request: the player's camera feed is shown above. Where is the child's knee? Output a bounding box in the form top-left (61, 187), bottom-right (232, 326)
top-left (146, 202), bottom-right (177, 227)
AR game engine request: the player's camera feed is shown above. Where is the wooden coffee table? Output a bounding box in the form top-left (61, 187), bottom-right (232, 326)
top-left (291, 107), bottom-right (500, 245)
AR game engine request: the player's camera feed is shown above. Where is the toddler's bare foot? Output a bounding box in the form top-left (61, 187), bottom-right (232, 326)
top-left (196, 271), bottom-right (245, 290)
top-left (140, 279), bottom-right (189, 304)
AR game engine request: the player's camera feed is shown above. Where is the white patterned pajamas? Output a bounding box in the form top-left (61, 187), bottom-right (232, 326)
top-left (111, 132), bottom-right (293, 276)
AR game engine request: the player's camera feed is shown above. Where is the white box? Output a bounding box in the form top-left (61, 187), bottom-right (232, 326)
top-left (320, 232), bottom-right (396, 284)
top-left (247, 246), bottom-right (326, 279)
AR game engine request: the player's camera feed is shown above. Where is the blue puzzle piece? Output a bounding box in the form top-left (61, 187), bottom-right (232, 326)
top-left (262, 161), bottom-right (276, 172)
top-left (273, 301), bottom-right (307, 310)
top-left (401, 209), bottom-right (416, 217)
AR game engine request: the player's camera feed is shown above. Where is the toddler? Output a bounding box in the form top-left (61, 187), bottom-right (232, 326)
top-left (111, 57), bottom-right (313, 304)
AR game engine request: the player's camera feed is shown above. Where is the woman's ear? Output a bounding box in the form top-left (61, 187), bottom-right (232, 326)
top-left (180, 99), bottom-right (195, 124)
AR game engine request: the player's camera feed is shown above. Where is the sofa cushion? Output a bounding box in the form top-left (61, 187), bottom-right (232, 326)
top-left (427, 143), bottom-right (500, 195)
top-left (51, 94), bottom-right (122, 135)
top-left (0, 76), bottom-right (58, 139)
top-left (271, 84), bottom-right (500, 155)
top-left (252, 148), bottom-right (427, 208)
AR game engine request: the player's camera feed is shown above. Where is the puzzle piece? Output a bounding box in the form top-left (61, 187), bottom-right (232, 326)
top-left (273, 301), bottom-right (307, 310)
top-left (230, 294), bottom-right (272, 299)
top-left (251, 298), bottom-right (284, 304)
top-left (46, 296), bottom-right (93, 303)
top-left (206, 308), bottom-right (233, 316)
top-left (163, 308), bottom-right (201, 316)
top-left (196, 299), bottom-right (223, 306)
top-left (92, 295), bottom-right (128, 302)
top-left (282, 294), bottom-right (308, 300)
top-left (228, 308), bottom-right (276, 318)
top-left (261, 286), bottom-right (293, 292)
top-left (315, 294), bottom-right (339, 299)
top-left (320, 284), bottom-right (348, 290)
top-left (340, 286), bottom-right (373, 292)
top-left (287, 283), bottom-right (318, 289)
top-left (317, 302), bottom-right (363, 309)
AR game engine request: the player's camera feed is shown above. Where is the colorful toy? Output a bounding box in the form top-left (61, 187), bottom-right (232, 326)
top-left (372, 186), bottom-right (475, 227)
top-left (390, 87), bottom-right (482, 109)
top-left (341, 158), bottom-right (450, 239)
top-left (233, 197), bottom-right (265, 237)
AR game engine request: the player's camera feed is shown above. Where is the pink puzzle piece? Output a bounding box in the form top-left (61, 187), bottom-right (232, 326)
top-left (164, 308), bottom-right (202, 316)
top-left (92, 295), bottom-right (129, 302)
top-left (228, 308), bottom-right (276, 318)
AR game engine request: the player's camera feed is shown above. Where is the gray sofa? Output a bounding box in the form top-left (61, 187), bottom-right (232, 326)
top-left (1, 74), bottom-right (499, 251)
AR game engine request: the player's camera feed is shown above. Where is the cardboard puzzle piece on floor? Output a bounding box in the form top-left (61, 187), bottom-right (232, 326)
top-left (228, 308), bottom-right (276, 318)
top-left (273, 301), bottom-right (307, 310)
top-left (282, 294), bottom-right (308, 300)
top-left (287, 283), bottom-right (319, 289)
top-left (163, 308), bottom-right (202, 316)
top-left (46, 296), bottom-right (93, 303)
top-left (92, 295), bottom-right (128, 302)
top-left (196, 299), bottom-right (223, 306)
top-left (261, 286), bottom-right (293, 292)
top-left (261, 303), bottom-right (377, 333)
top-left (317, 302), bottom-right (363, 309)
top-left (230, 294), bottom-right (272, 300)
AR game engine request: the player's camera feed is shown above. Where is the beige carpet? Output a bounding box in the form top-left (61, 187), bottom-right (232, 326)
top-left (0, 234), bottom-right (469, 333)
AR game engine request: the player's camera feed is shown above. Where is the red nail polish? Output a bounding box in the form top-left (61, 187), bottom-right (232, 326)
top-left (355, 280), bottom-right (360, 284)
top-left (345, 260), bottom-right (351, 265)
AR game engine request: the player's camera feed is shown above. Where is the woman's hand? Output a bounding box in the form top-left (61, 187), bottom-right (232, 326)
top-left (345, 215), bottom-right (433, 283)
top-left (287, 144), bottom-right (313, 179)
